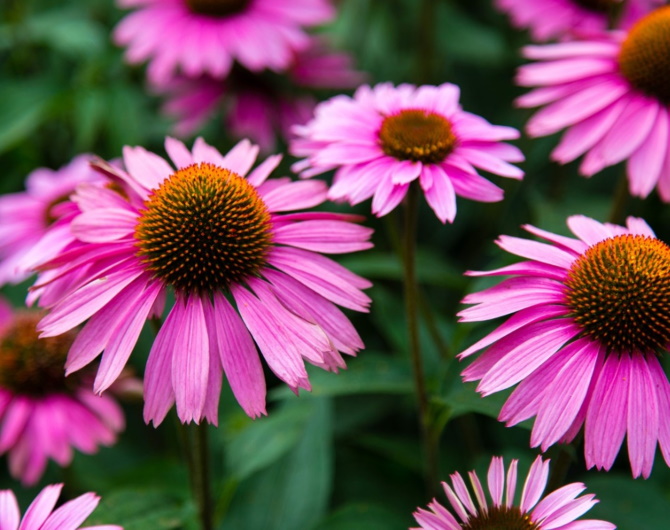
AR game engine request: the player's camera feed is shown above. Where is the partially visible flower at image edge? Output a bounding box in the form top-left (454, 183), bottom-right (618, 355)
top-left (413, 455), bottom-right (615, 530)
top-left (34, 137), bottom-right (373, 426)
top-left (113, 0), bottom-right (334, 85)
top-left (0, 155), bottom-right (101, 287)
top-left (291, 82), bottom-right (524, 223)
top-left (495, 0), bottom-right (662, 42)
top-left (517, 6), bottom-right (670, 201)
top-left (0, 297), bottom-right (127, 486)
top-left (0, 483), bottom-right (122, 530)
top-left (458, 215), bottom-right (670, 478)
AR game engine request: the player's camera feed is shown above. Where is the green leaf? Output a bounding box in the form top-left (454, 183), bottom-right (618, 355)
top-left (84, 489), bottom-right (192, 530)
top-left (586, 474), bottom-right (670, 529)
top-left (225, 401), bottom-right (313, 481)
top-left (269, 353), bottom-right (413, 400)
top-left (314, 503), bottom-right (410, 530)
top-left (223, 398), bottom-right (333, 530)
top-left (26, 10), bottom-right (105, 57)
top-left (0, 81), bottom-right (54, 154)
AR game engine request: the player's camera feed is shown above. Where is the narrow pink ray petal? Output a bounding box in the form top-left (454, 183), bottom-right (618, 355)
top-left (164, 136), bottom-right (193, 168)
top-left (627, 107), bottom-right (668, 198)
top-left (487, 456), bottom-right (504, 507)
top-left (468, 471), bottom-right (487, 513)
top-left (122, 146), bottom-right (173, 190)
top-left (585, 353), bottom-right (630, 472)
top-left (261, 180), bottom-right (328, 212)
top-left (206, 294), bottom-right (266, 418)
top-left (171, 296), bottom-right (209, 424)
top-left (391, 160), bottom-right (422, 184)
top-left (273, 220), bottom-right (373, 254)
top-left (495, 235), bottom-right (576, 269)
top-left (18, 484), bottom-right (63, 530)
top-left (478, 319), bottom-right (579, 395)
top-left (522, 41), bottom-right (619, 60)
top-left (626, 352), bottom-right (659, 479)
top-left (0, 398), bottom-right (32, 453)
top-left (520, 455), bottom-right (549, 513)
top-left (465, 261), bottom-right (567, 282)
top-left (0, 490), bottom-right (20, 530)
top-left (458, 147), bottom-right (524, 179)
top-left (219, 139), bottom-right (259, 175)
top-left (41, 492), bottom-right (99, 530)
top-left (532, 485), bottom-right (593, 528)
top-left (648, 356), bottom-right (670, 467)
top-left (421, 165), bottom-right (457, 223)
top-left (450, 473), bottom-right (477, 517)
top-left (246, 154), bottom-right (282, 187)
top-left (442, 482), bottom-right (469, 523)
top-left (505, 460), bottom-right (518, 508)
top-left (531, 338), bottom-right (599, 450)
top-left (566, 215), bottom-right (618, 246)
top-left (192, 137), bottom-right (227, 166)
top-left (445, 165), bottom-right (504, 202)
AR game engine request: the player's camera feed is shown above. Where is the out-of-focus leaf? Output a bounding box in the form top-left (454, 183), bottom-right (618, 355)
top-left (314, 503), bottom-right (410, 530)
top-left (586, 474), bottom-right (669, 529)
top-left (270, 353), bottom-right (413, 400)
top-left (223, 398), bottom-right (333, 530)
top-left (73, 88), bottom-right (107, 151)
top-left (26, 10), bottom-right (105, 57)
top-left (0, 81), bottom-right (54, 154)
top-left (84, 489), bottom-right (192, 530)
top-left (439, 380), bottom-right (511, 422)
top-left (225, 401), bottom-right (313, 480)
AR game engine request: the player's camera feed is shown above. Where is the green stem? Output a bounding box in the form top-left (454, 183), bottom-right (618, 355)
top-left (417, 0), bottom-right (437, 83)
top-left (546, 443), bottom-right (575, 494)
top-left (192, 423), bottom-right (214, 530)
top-left (608, 170), bottom-right (629, 224)
top-left (401, 184), bottom-right (439, 495)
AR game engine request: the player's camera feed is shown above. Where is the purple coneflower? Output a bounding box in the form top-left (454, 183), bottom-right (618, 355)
top-left (459, 215), bottom-right (670, 478)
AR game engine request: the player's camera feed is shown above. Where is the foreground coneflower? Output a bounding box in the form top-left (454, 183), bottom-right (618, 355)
top-left (0, 484), bottom-right (121, 530)
top-left (291, 82), bottom-right (524, 223)
top-left (413, 455), bottom-right (615, 530)
top-left (113, 0), bottom-right (334, 84)
top-left (0, 298), bottom-right (125, 486)
top-left (517, 6), bottom-right (670, 200)
top-left (459, 215), bottom-right (670, 478)
top-left (0, 155), bottom-right (100, 287)
top-left (495, 0), bottom-right (661, 41)
top-left (35, 137), bottom-right (372, 426)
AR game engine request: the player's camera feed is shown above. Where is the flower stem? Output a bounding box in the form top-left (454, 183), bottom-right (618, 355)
top-left (608, 169), bottom-right (629, 224)
top-left (401, 184), bottom-right (439, 495)
top-left (191, 423), bottom-right (214, 530)
top-left (417, 0), bottom-right (437, 83)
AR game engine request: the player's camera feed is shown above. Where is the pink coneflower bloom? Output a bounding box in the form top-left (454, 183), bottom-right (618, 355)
top-left (158, 38), bottom-right (366, 150)
top-left (413, 455), bottom-right (615, 530)
top-left (496, 0), bottom-right (661, 41)
top-left (0, 483), bottom-right (121, 530)
top-left (290, 82), bottom-right (524, 223)
top-left (35, 137), bottom-right (372, 426)
top-left (0, 155), bottom-right (101, 286)
top-left (458, 215), bottom-right (670, 478)
top-left (0, 298), bottom-right (125, 486)
top-left (517, 6), bottom-right (670, 201)
top-left (113, 0), bottom-right (334, 85)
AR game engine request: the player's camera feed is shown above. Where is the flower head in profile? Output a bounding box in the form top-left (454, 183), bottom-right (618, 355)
top-left (0, 155), bottom-right (101, 287)
top-left (35, 137), bottom-right (372, 426)
top-left (291, 83), bottom-right (524, 223)
top-left (0, 298), bottom-right (126, 486)
top-left (0, 483), bottom-right (121, 530)
top-left (413, 455), bottom-right (615, 530)
top-left (517, 6), bottom-right (670, 201)
top-left (113, 0), bottom-right (334, 85)
top-left (158, 38), bottom-right (366, 150)
top-left (496, 0), bottom-right (661, 41)
top-left (459, 215), bottom-right (670, 478)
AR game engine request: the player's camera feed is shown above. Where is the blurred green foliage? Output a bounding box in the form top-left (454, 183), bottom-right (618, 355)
top-left (2, 0), bottom-right (670, 529)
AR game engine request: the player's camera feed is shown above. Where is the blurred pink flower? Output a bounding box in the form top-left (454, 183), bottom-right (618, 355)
top-left (114, 0), bottom-right (334, 84)
top-left (158, 39), bottom-right (366, 151)
top-left (0, 298), bottom-right (126, 486)
top-left (517, 6), bottom-right (670, 200)
top-left (0, 483), bottom-right (121, 530)
top-left (459, 215), bottom-right (670, 478)
top-left (413, 455), bottom-right (614, 530)
top-left (291, 83), bottom-right (524, 223)
top-left (0, 155), bottom-right (101, 287)
top-left (495, 0), bottom-right (661, 41)
top-left (36, 137), bottom-right (372, 426)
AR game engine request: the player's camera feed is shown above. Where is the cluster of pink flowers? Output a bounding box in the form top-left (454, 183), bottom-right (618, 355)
top-left (5, 0), bottom-right (670, 527)
top-left (114, 0), bottom-right (365, 149)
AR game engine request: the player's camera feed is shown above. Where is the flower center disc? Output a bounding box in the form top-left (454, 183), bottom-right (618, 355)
top-left (460, 505), bottom-right (539, 530)
top-left (135, 162), bottom-right (272, 295)
top-left (378, 109), bottom-right (457, 164)
top-left (0, 313), bottom-right (76, 396)
top-left (619, 6), bottom-right (670, 104)
top-left (572, 0), bottom-right (616, 13)
top-left (185, 0), bottom-right (250, 17)
top-left (566, 234), bottom-right (670, 353)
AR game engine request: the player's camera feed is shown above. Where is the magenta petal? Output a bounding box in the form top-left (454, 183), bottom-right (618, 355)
top-left (19, 484), bottom-right (63, 530)
top-left (0, 490), bottom-right (20, 530)
top-left (273, 219), bottom-right (373, 254)
top-left (627, 107), bottom-right (668, 198)
top-left (170, 296), bottom-right (210, 424)
top-left (205, 294), bottom-right (266, 418)
top-left (41, 492), bottom-right (99, 530)
top-left (585, 353), bottom-right (630, 472)
top-left (626, 352), bottom-right (659, 479)
top-left (520, 455), bottom-right (549, 513)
